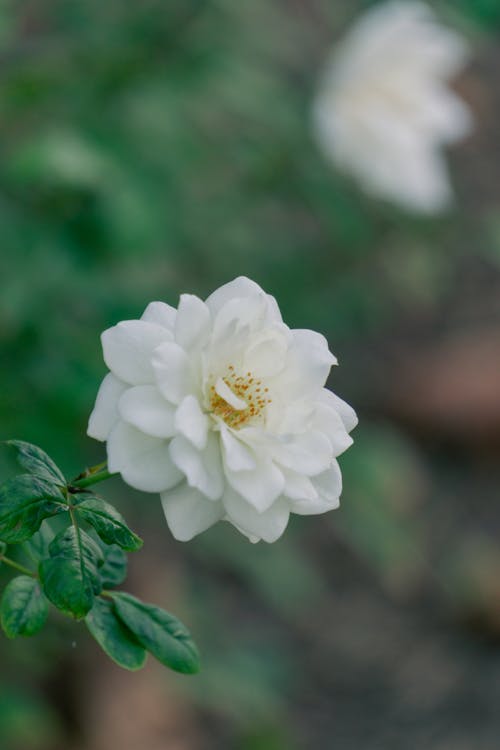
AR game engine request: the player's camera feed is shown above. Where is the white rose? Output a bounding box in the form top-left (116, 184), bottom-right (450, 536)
top-left (313, 1), bottom-right (472, 213)
top-left (88, 277), bottom-right (357, 543)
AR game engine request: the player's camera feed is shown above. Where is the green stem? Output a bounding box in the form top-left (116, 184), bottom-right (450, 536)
top-left (71, 468), bottom-right (116, 490)
top-left (89, 461), bottom-right (107, 474)
top-left (0, 555), bottom-right (37, 578)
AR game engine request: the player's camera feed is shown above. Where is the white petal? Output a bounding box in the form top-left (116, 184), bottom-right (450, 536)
top-left (327, 2), bottom-right (468, 81)
top-left (282, 470), bottom-right (318, 502)
top-left (205, 276), bottom-right (263, 312)
top-left (365, 132), bottom-right (453, 213)
top-left (419, 87), bottom-right (473, 144)
top-left (276, 329), bottom-right (336, 398)
top-left (118, 385), bottom-right (176, 439)
top-left (320, 389), bottom-right (358, 433)
top-left (87, 373), bottom-right (128, 441)
top-left (152, 341), bottom-right (194, 405)
top-left (211, 294), bottom-right (267, 350)
top-left (225, 454), bottom-right (284, 512)
top-left (141, 301), bottom-right (177, 330)
top-left (242, 324), bottom-right (290, 378)
top-left (169, 433), bottom-right (224, 500)
top-left (290, 494), bottom-right (340, 516)
top-left (107, 421), bottom-right (182, 492)
top-left (101, 320), bottom-right (171, 385)
top-left (174, 395), bottom-right (209, 450)
top-left (266, 399), bottom-right (315, 435)
top-left (215, 377), bottom-right (247, 410)
top-left (291, 461), bottom-right (342, 515)
top-left (270, 430), bottom-right (332, 476)
top-left (319, 96), bottom-right (455, 214)
top-left (161, 484), bottom-right (224, 541)
top-left (219, 424), bottom-right (256, 472)
top-left (205, 276), bottom-right (282, 322)
top-left (174, 294), bottom-right (211, 351)
top-left (222, 488), bottom-right (289, 543)
top-left (312, 405), bottom-right (354, 457)
top-left (312, 460), bottom-right (342, 500)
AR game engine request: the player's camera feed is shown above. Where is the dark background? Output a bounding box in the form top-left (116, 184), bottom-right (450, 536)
top-left (1, 2), bottom-right (500, 748)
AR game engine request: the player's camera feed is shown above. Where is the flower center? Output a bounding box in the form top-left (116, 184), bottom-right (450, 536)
top-left (208, 365), bottom-right (271, 430)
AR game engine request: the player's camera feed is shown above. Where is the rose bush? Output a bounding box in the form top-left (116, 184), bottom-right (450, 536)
top-left (88, 277), bottom-right (357, 543)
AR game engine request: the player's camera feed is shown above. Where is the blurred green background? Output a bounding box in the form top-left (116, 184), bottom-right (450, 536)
top-left (1, 1), bottom-right (500, 748)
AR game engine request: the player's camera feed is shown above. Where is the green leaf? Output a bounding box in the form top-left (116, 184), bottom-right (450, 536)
top-left (39, 526), bottom-right (103, 619)
top-left (0, 576), bottom-right (48, 638)
top-left (24, 524), bottom-right (54, 563)
top-left (99, 544), bottom-right (127, 588)
top-left (4, 441), bottom-right (65, 485)
top-left (75, 496), bottom-right (143, 551)
top-left (85, 598), bottom-right (147, 671)
top-left (110, 592), bottom-right (200, 674)
top-left (0, 475), bottom-right (67, 544)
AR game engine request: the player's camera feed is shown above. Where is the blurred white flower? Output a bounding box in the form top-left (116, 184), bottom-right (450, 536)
top-left (88, 277), bottom-right (357, 543)
top-left (313, 1), bottom-right (473, 213)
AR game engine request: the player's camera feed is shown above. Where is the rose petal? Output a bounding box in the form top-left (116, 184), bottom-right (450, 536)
top-left (141, 300), bottom-right (177, 330)
top-left (211, 295), bottom-right (267, 353)
top-left (107, 421), bottom-right (182, 492)
top-left (152, 341), bottom-right (194, 405)
top-left (275, 329), bottom-right (337, 399)
top-left (161, 484), bottom-right (224, 541)
top-left (205, 276), bottom-right (282, 322)
top-left (313, 460), bottom-right (342, 501)
top-left (289, 494), bottom-right (340, 515)
top-left (118, 385), bottom-right (176, 439)
top-left (270, 430), bottom-right (333, 476)
top-left (282, 470), bottom-right (318, 501)
top-left (319, 389), bottom-right (358, 433)
top-left (174, 294), bottom-right (211, 351)
top-left (87, 373), bottom-right (128, 441)
top-left (242, 324), bottom-right (290, 378)
top-left (169, 432), bottom-right (224, 500)
top-left (219, 424), bottom-right (256, 472)
top-left (290, 461), bottom-right (342, 515)
top-left (313, 404), bottom-right (354, 456)
top-left (175, 395), bottom-right (209, 450)
top-left (225, 453), bottom-right (284, 512)
top-left (222, 488), bottom-right (289, 543)
top-left (102, 320), bottom-right (171, 385)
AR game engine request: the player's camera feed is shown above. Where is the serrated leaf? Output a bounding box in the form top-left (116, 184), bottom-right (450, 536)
top-left (99, 544), bottom-right (127, 588)
top-left (0, 576), bottom-right (48, 638)
top-left (4, 441), bottom-right (65, 485)
top-left (0, 475), bottom-right (68, 544)
top-left (75, 496), bottom-right (143, 551)
top-left (111, 592), bottom-right (200, 674)
top-left (39, 526), bottom-right (103, 619)
top-left (85, 598), bottom-right (147, 671)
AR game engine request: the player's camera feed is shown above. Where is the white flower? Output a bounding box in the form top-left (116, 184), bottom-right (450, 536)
top-left (313, 1), bottom-right (473, 213)
top-left (88, 277), bottom-right (357, 543)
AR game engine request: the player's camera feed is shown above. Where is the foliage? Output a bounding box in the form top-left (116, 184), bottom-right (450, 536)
top-left (0, 441), bottom-right (200, 674)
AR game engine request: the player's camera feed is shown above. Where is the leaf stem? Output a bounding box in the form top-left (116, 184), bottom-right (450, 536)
top-left (0, 555), bottom-right (37, 578)
top-left (71, 468), bottom-right (116, 490)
